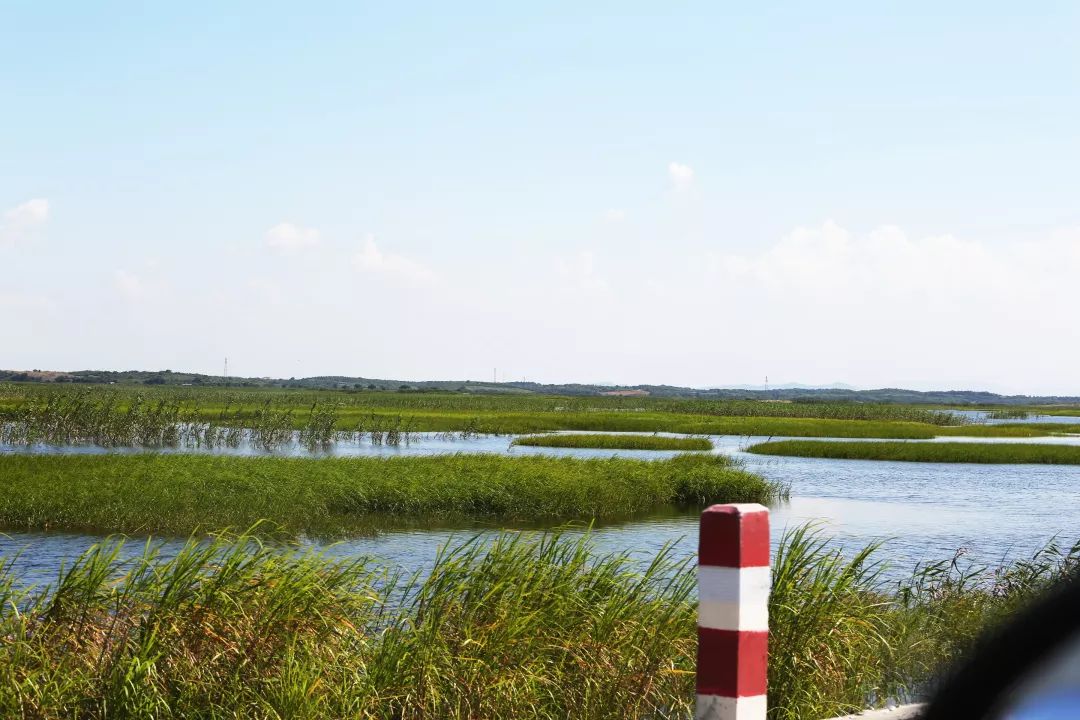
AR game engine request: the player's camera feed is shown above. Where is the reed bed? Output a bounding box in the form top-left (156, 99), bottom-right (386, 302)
top-left (1036, 406), bottom-right (1080, 417)
top-left (767, 526), bottom-right (1080, 719)
top-left (0, 391), bottom-right (462, 450)
top-left (0, 529), bottom-right (697, 719)
top-left (6, 385), bottom-right (1037, 444)
top-left (1, 383), bottom-right (967, 423)
top-left (747, 440), bottom-right (1080, 464)
top-left (985, 409), bottom-right (1030, 420)
top-left (512, 433), bottom-right (713, 451)
top-left (0, 527), bottom-right (1075, 719)
top-left (932, 423), bottom-right (1080, 437)
top-left (0, 453), bottom-right (779, 536)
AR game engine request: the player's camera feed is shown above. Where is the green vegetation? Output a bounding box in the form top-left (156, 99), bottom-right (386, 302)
top-left (0, 382), bottom-right (968, 421)
top-left (986, 409), bottom-right (1030, 420)
top-left (7, 385), bottom-right (1080, 449)
top-left (0, 529), bottom-right (695, 719)
top-left (0, 384), bottom-right (1022, 444)
top-left (0, 453), bottom-right (778, 535)
top-left (767, 525), bottom-right (1080, 719)
top-left (512, 433), bottom-right (713, 451)
top-left (11, 367), bottom-right (1080, 404)
top-left (1, 526), bottom-right (1074, 719)
top-left (748, 440), bottom-right (1080, 464)
top-left (934, 423), bottom-right (1080, 437)
top-left (1036, 407), bottom-right (1080, 417)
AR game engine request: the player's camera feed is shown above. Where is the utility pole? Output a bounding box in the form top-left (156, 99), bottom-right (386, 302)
top-left (224, 357), bottom-right (229, 387)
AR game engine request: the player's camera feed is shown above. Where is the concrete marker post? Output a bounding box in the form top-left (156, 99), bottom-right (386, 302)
top-left (696, 503), bottom-right (770, 720)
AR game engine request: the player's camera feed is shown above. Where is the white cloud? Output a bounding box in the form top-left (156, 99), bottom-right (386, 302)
top-left (603, 209), bottom-right (626, 223)
top-left (558, 250), bottom-right (609, 293)
top-left (703, 221), bottom-right (1080, 388)
top-left (711, 220), bottom-right (1022, 297)
top-left (352, 235), bottom-right (433, 284)
top-left (265, 222), bottom-right (320, 252)
top-left (668, 162), bottom-right (694, 190)
top-left (1, 198), bottom-right (49, 244)
top-left (112, 270), bottom-right (145, 300)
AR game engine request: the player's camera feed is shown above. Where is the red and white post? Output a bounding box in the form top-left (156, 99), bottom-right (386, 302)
top-left (696, 503), bottom-right (770, 720)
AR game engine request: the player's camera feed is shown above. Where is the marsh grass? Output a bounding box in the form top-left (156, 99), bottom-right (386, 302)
top-left (747, 440), bottom-right (1080, 464)
top-left (1, 526), bottom-right (1075, 719)
top-left (8, 385), bottom-right (1040, 444)
top-left (986, 409), bottom-right (1030, 420)
top-left (512, 433), bottom-right (713, 451)
top-left (0, 384), bottom-right (968, 423)
top-left (0, 453), bottom-right (779, 536)
top-left (766, 526), bottom-right (1080, 719)
top-left (0, 529), bottom-right (698, 719)
top-left (0, 391), bottom-right (471, 452)
top-left (933, 423), bottom-right (1080, 437)
top-left (767, 525), bottom-right (892, 718)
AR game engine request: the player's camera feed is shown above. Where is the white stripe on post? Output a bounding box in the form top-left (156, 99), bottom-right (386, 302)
top-left (696, 503), bottom-right (770, 720)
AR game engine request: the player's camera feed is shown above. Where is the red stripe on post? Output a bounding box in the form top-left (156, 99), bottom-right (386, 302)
top-left (696, 628), bottom-right (769, 697)
top-left (698, 504), bottom-right (769, 568)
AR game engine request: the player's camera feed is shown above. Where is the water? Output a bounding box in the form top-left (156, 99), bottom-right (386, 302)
top-left (951, 409), bottom-right (1080, 425)
top-left (0, 431), bottom-right (690, 461)
top-left (4, 431), bottom-right (1080, 588)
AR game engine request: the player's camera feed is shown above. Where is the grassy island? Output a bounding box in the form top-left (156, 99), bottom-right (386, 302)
top-left (0, 452), bottom-right (776, 535)
top-left (747, 440), bottom-right (1080, 464)
top-left (512, 433), bottom-right (712, 451)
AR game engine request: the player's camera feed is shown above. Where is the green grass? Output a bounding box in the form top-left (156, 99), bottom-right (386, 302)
top-left (0, 453), bottom-right (778, 535)
top-left (935, 422), bottom-right (1080, 437)
top-left (747, 439), bottom-right (1080, 464)
top-left (3, 384), bottom-right (1029, 443)
top-left (766, 525), bottom-right (1080, 719)
top-left (0, 529), bottom-right (696, 719)
top-left (10, 385), bottom-right (1080, 444)
top-left (512, 433), bottom-right (713, 451)
top-left (1037, 407), bottom-right (1080, 416)
top-left (1, 525), bottom-right (1074, 719)
top-left (0, 383), bottom-right (969, 423)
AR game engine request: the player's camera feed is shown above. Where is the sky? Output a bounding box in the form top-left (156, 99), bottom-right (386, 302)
top-left (3, 2), bottom-right (1079, 395)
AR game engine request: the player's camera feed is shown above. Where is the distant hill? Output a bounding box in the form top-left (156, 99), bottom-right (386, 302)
top-left (1, 368), bottom-right (1077, 406)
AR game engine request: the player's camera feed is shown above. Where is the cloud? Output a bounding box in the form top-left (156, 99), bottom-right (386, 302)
top-left (112, 270), bottom-right (145, 300)
top-left (710, 220), bottom-right (1022, 298)
top-left (1, 198), bottom-right (49, 244)
top-left (668, 162), bottom-right (694, 190)
top-left (499, 220), bottom-right (1065, 391)
top-left (603, 209), bottom-right (626, 223)
top-left (352, 235), bottom-right (433, 284)
top-left (265, 222), bottom-right (320, 252)
top-left (705, 220), bottom-right (1080, 368)
top-left (558, 250), bottom-right (609, 293)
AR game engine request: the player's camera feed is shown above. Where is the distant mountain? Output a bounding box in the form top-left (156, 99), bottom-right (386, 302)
top-left (712, 382), bottom-right (858, 391)
top-left (1, 368), bottom-right (1077, 406)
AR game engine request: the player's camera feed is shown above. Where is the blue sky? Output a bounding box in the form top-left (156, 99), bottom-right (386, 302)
top-left (3, 2), bottom-right (1079, 393)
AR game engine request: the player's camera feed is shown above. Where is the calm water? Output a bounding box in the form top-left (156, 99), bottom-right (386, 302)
top-left (4, 431), bottom-right (1080, 588)
top-left (951, 409), bottom-right (1080, 425)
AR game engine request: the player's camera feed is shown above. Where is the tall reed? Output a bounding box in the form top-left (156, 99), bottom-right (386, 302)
top-left (0, 527), bottom-right (1075, 719)
top-left (3, 385), bottom-right (1002, 446)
